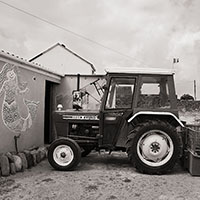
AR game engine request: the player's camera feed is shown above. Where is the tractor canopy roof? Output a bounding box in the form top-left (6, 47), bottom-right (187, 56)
top-left (105, 67), bottom-right (175, 75)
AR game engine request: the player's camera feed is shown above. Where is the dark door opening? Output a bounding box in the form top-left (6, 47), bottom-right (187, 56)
top-left (44, 80), bottom-right (54, 144)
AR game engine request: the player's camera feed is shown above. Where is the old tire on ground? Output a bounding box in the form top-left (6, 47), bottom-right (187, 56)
top-left (126, 120), bottom-right (182, 174)
top-left (48, 138), bottom-right (81, 171)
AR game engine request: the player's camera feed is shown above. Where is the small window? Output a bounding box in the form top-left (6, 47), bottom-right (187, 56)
top-left (137, 76), bottom-right (170, 108)
top-left (105, 77), bottom-right (135, 109)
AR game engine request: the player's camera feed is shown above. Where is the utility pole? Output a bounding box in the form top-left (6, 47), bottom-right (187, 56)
top-left (194, 80), bottom-right (197, 100)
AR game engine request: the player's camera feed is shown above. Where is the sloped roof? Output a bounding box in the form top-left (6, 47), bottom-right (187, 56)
top-left (0, 50), bottom-right (63, 81)
top-left (29, 43), bottom-right (96, 74)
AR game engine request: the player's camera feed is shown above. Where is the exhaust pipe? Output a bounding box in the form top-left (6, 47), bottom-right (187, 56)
top-left (77, 74), bottom-right (80, 91)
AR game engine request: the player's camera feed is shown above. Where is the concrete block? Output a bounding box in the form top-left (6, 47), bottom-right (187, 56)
top-left (40, 148), bottom-right (47, 160)
top-left (36, 150), bottom-right (42, 163)
top-left (23, 150), bottom-right (33, 168)
top-left (10, 162), bottom-right (16, 175)
top-left (5, 152), bottom-right (14, 163)
top-left (0, 155), bottom-right (10, 176)
top-left (30, 150), bottom-right (37, 166)
top-left (18, 153), bottom-right (28, 170)
top-left (28, 146), bottom-right (38, 151)
top-left (44, 147), bottom-right (48, 158)
top-left (13, 155), bottom-right (22, 172)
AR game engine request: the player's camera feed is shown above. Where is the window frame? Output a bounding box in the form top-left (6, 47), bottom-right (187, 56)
top-left (136, 75), bottom-right (172, 109)
top-left (104, 76), bottom-right (136, 111)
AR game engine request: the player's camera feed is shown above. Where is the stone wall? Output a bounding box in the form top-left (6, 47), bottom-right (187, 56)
top-left (178, 100), bottom-right (200, 125)
top-left (0, 146), bottom-right (48, 177)
top-left (178, 100), bottom-right (200, 112)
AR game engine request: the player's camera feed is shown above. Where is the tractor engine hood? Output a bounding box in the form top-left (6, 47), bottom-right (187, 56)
top-left (54, 109), bottom-right (100, 121)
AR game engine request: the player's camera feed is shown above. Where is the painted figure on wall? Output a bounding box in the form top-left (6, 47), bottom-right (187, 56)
top-left (0, 63), bottom-right (39, 134)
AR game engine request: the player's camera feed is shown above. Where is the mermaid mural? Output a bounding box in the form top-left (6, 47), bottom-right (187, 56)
top-left (0, 63), bottom-right (39, 134)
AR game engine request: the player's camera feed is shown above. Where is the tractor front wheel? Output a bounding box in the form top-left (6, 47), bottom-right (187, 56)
top-left (48, 138), bottom-right (81, 171)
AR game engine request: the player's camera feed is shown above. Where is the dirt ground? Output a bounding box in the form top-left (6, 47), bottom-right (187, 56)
top-left (0, 151), bottom-right (200, 200)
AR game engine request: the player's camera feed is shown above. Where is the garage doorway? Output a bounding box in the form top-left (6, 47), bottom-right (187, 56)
top-left (44, 80), bottom-right (54, 144)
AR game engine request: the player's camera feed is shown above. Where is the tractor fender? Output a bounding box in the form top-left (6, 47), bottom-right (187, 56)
top-left (127, 111), bottom-right (185, 127)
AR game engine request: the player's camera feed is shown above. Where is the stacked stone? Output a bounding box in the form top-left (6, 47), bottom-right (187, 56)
top-left (0, 154), bottom-right (10, 176)
top-left (0, 146), bottom-right (48, 177)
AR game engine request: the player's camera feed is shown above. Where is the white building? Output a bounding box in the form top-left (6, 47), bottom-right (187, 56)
top-left (29, 43), bottom-right (96, 75)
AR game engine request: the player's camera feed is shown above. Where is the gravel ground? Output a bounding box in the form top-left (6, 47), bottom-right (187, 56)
top-left (0, 151), bottom-right (200, 200)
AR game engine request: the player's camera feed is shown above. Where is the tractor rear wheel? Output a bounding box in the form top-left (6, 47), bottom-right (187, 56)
top-left (48, 138), bottom-right (81, 171)
top-left (126, 120), bottom-right (182, 174)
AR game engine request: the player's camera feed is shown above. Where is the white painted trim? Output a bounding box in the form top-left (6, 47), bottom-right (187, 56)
top-left (127, 111), bottom-right (184, 127)
top-left (105, 67), bottom-right (175, 75)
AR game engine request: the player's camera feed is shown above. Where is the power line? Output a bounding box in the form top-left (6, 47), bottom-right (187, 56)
top-left (0, 0), bottom-right (151, 67)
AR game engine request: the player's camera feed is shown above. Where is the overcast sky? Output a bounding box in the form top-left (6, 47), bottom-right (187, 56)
top-left (0, 0), bottom-right (199, 98)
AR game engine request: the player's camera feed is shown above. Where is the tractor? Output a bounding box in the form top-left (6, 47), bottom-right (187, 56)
top-left (48, 68), bottom-right (185, 174)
